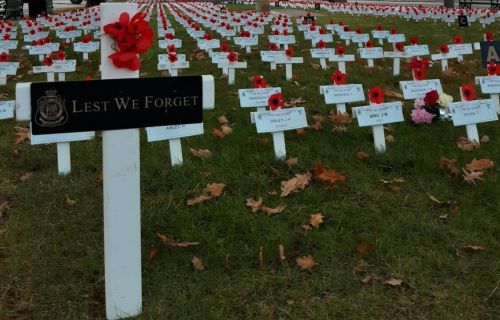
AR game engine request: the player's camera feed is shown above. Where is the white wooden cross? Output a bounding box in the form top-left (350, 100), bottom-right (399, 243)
top-left (431, 52), bottom-right (459, 71)
top-left (383, 50), bottom-right (409, 76)
top-left (74, 41), bottom-right (100, 61)
top-left (320, 83), bottom-right (365, 114)
top-left (217, 61), bottom-right (247, 85)
top-left (0, 61), bottom-right (18, 85)
top-left (310, 48), bottom-right (334, 70)
top-left (352, 101), bottom-right (404, 152)
top-left (275, 56), bottom-right (303, 81)
top-left (400, 79), bottom-right (443, 100)
top-left (358, 47), bottom-right (383, 68)
top-left (260, 50), bottom-right (285, 71)
top-left (238, 86), bottom-right (281, 122)
top-left (475, 75), bottom-right (500, 114)
top-left (328, 53), bottom-right (354, 74)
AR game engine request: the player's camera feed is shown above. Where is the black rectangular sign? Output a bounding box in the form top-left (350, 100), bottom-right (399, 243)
top-left (458, 15), bottom-right (468, 27)
top-left (31, 76), bottom-right (203, 135)
top-left (304, 16), bottom-right (315, 24)
top-left (480, 41), bottom-right (500, 68)
top-left (315, 3), bottom-right (320, 10)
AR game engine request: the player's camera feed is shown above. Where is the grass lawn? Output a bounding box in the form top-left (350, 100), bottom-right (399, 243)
top-left (1, 3), bottom-right (499, 319)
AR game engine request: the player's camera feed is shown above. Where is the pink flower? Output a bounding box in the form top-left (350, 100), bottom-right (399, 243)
top-left (414, 98), bottom-right (425, 108)
top-left (411, 108), bottom-right (435, 124)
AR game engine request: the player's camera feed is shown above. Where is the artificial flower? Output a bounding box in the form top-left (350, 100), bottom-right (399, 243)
top-left (253, 75), bottom-right (267, 88)
top-left (365, 40), bottom-right (374, 48)
top-left (316, 40), bottom-right (326, 49)
top-left (285, 47), bottom-right (294, 57)
top-left (0, 52), bottom-right (10, 62)
top-left (220, 42), bottom-right (229, 52)
top-left (330, 70), bottom-right (346, 85)
top-left (168, 53), bottom-right (177, 63)
top-left (439, 43), bottom-right (449, 54)
top-left (54, 50), bottom-right (65, 60)
top-left (485, 31), bottom-right (494, 41)
top-left (461, 84), bottom-right (476, 101)
top-left (268, 43), bottom-right (278, 51)
top-left (411, 108), bottom-right (435, 124)
top-left (268, 93), bottom-right (283, 111)
top-left (43, 56), bottom-right (53, 67)
top-left (423, 90), bottom-right (439, 106)
top-left (335, 45), bottom-right (345, 55)
top-left (438, 93), bottom-right (453, 107)
top-left (409, 36), bottom-right (419, 45)
top-left (368, 86), bottom-right (384, 104)
top-left (227, 51), bottom-right (238, 62)
top-left (454, 35), bottom-right (463, 44)
top-left (395, 42), bottom-right (404, 52)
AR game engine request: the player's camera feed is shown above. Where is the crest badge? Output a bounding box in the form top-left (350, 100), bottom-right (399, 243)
top-left (35, 89), bottom-right (67, 127)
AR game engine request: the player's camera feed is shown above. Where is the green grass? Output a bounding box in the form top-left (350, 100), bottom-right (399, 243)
top-left (1, 3), bottom-right (500, 320)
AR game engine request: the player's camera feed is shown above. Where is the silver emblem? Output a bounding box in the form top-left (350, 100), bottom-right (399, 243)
top-left (35, 89), bottom-right (67, 127)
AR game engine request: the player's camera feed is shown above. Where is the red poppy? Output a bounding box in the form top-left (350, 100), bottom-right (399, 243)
top-left (424, 90), bottom-right (439, 106)
top-left (240, 30), bottom-right (250, 37)
top-left (268, 93), bottom-right (283, 111)
top-left (0, 52), bottom-right (9, 62)
top-left (319, 28), bottom-right (326, 35)
top-left (227, 51), bottom-right (238, 62)
top-left (268, 43), bottom-right (278, 51)
top-left (365, 40), bottom-right (373, 48)
top-left (84, 75), bottom-right (93, 81)
top-left (203, 33), bottom-right (213, 40)
top-left (81, 34), bottom-right (92, 43)
top-left (273, 29), bottom-right (280, 35)
top-left (368, 86), bottom-right (384, 104)
top-left (413, 67), bottom-right (427, 80)
top-left (220, 42), bottom-right (229, 52)
top-left (409, 36), bottom-right (419, 45)
top-left (43, 56), bottom-right (53, 67)
top-left (439, 43), bottom-right (449, 54)
top-left (29, 29), bottom-right (36, 35)
top-left (54, 50), bottom-right (65, 60)
top-left (395, 42), bottom-right (404, 52)
top-left (485, 31), bottom-right (494, 41)
top-left (167, 44), bottom-right (176, 53)
top-left (108, 51), bottom-right (141, 71)
top-left (487, 61), bottom-right (500, 76)
top-left (329, 19), bottom-right (334, 24)
top-left (165, 32), bottom-right (174, 40)
top-left (285, 47), bottom-right (294, 57)
top-left (339, 21), bottom-right (344, 26)
top-left (454, 35), bottom-right (463, 44)
top-left (2, 34), bottom-right (9, 40)
top-left (330, 70), bottom-right (347, 85)
top-left (461, 84), bottom-right (477, 101)
top-left (253, 75), bottom-right (267, 88)
top-left (282, 30), bottom-right (288, 36)
top-left (390, 27), bottom-right (397, 34)
top-left (343, 26), bottom-right (350, 32)
top-left (335, 45), bottom-right (345, 55)
top-left (355, 27), bottom-right (362, 34)
top-left (168, 53), bottom-right (177, 63)
top-left (316, 40), bottom-right (326, 49)
top-left (376, 24), bottom-right (383, 31)
top-left (309, 25), bottom-right (316, 32)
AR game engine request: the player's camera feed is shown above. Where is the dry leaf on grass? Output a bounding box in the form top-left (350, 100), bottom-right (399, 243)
top-left (465, 158), bottom-right (494, 171)
top-left (245, 197), bottom-right (285, 216)
top-left (157, 233), bottom-right (200, 247)
top-left (280, 173), bottom-right (312, 197)
top-left (312, 115), bottom-right (326, 123)
top-left (211, 125), bottom-right (233, 138)
top-left (308, 121), bottom-right (322, 131)
top-left (356, 242), bottom-right (375, 255)
top-left (381, 177), bottom-right (405, 184)
top-left (19, 172), bottom-right (33, 182)
top-left (192, 256), bottom-right (205, 271)
top-left (190, 148), bottom-right (212, 159)
top-left (384, 278), bottom-right (403, 287)
top-left (439, 157), bottom-right (460, 175)
top-left (189, 49), bottom-right (205, 61)
top-left (332, 125), bottom-right (347, 133)
top-left (330, 112), bottom-right (352, 124)
top-left (261, 205), bottom-right (285, 216)
top-left (14, 127), bottom-right (30, 145)
top-left (310, 63), bottom-right (321, 70)
top-left (0, 201), bottom-right (9, 218)
top-left (312, 162), bottom-right (346, 184)
top-left (187, 183), bottom-right (225, 206)
top-left (384, 90), bottom-right (404, 99)
top-left (295, 128), bottom-right (306, 136)
top-left (480, 135), bottom-right (490, 143)
top-left (457, 137), bottom-right (480, 151)
top-left (65, 195), bottom-right (76, 207)
top-left (218, 115), bottom-right (229, 125)
top-left (279, 244), bottom-right (286, 261)
top-left (357, 151), bottom-right (369, 160)
top-left (284, 97), bottom-right (306, 108)
top-left (148, 246), bottom-right (158, 261)
top-left (309, 213), bottom-right (324, 228)
top-left (361, 275), bottom-right (372, 284)
top-left (296, 255), bottom-right (317, 270)
top-left (462, 169), bottom-right (484, 185)
top-left (385, 135), bottom-right (395, 143)
top-left (259, 137), bottom-right (270, 145)
top-left (284, 157), bottom-right (298, 167)
top-left (186, 194), bottom-right (212, 206)
top-left (463, 245), bottom-right (485, 252)
top-left (426, 192), bottom-right (443, 205)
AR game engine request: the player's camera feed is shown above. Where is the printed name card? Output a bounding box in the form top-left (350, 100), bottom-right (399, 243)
top-left (0, 62), bottom-right (19, 75)
top-left (322, 84), bottom-right (365, 104)
top-left (198, 39), bottom-right (220, 50)
top-left (384, 51), bottom-right (409, 58)
top-left (261, 51), bottom-right (285, 62)
top-left (239, 87), bottom-right (281, 108)
top-left (234, 37), bottom-right (258, 46)
top-left (253, 107), bottom-right (308, 133)
top-left (449, 99), bottom-right (498, 126)
top-left (372, 30), bottom-right (389, 39)
top-left (352, 102), bottom-right (404, 127)
top-left (351, 34), bottom-right (370, 43)
top-left (0, 100), bottom-right (15, 119)
top-left (74, 42), bottom-right (100, 52)
top-left (268, 35), bottom-right (296, 45)
top-left (448, 43), bottom-right (473, 55)
top-left (404, 45), bottom-right (430, 57)
top-left (476, 76), bottom-right (500, 94)
top-left (146, 123), bottom-right (204, 142)
top-left (24, 32), bottom-right (49, 42)
top-left (400, 79), bottom-right (443, 99)
top-left (29, 43), bottom-right (60, 55)
top-left (0, 40), bottom-right (18, 50)
top-left (359, 47), bottom-right (383, 59)
top-left (52, 60), bottom-right (77, 73)
top-left (310, 48), bottom-right (334, 59)
top-left (387, 34), bottom-right (406, 43)
top-left (159, 39), bottom-right (182, 49)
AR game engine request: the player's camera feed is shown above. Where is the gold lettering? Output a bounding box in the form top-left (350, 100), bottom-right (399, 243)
top-left (72, 100), bottom-right (83, 113)
top-left (132, 99), bottom-right (139, 110)
top-left (173, 97), bottom-right (182, 107)
top-left (84, 101), bottom-right (92, 112)
top-left (114, 97), bottom-right (131, 110)
top-left (144, 96), bottom-right (154, 108)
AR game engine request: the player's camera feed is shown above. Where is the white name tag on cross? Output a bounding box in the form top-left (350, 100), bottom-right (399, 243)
top-left (310, 48), bottom-right (334, 59)
top-left (0, 62), bottom-right (19, 75)
top-left (146, 123), bottom-right (204, 142)
top-left (159, 39), bottom-right (182, 48)
top-left (400, 79), bottom-right (443, 99)
top-left (74, 42), bottom-right (100, 52)
top-left (404, 45), bottom-right (430, 57)
top-left (449, 43), bottom-right (473, 55)
top-left (261, 51), bottom-right (285, 62)
top-left (352, 102), bottom-right (404, 126)
top-left (476, 76), bottom-right (500, 94)
top-left (359, 47), bottom-right (383, 59)
top-left (253, 107), bottom-right (308, 133)
top-left (239, 87), bottom-right (281, 108)
top-left (449, 99), bottom-right (498, 126)
top-left (387, 34), bottom-right (406, 43)
top-left (322, 84), bottom-right (365, 104)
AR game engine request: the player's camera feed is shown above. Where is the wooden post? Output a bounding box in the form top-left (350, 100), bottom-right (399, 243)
top-left (101, 3), bottom-right (142, 320)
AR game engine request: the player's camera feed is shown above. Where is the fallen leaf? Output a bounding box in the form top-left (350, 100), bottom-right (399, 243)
top-left (463, 245), bottom-right (485, 252)
top-left (384, 278), bottom-right (403, 287)
top-left (330, 112), bottom-right (352, 124)
top-left (245, 197), bottom-right (263, 212)
top-left (439, 157), bottom-right (460, 175)
top-left (218, 115), bottom-right (229, 125)
top-left (295, 128), bottom-right (306, 136)
top-left (157, 233), bottom-right (200, 247)
top-left (356, 242), bottom-right (375, 255)
top-left (259, 137), bottom-right (270, 145)
top-left (296, 255), bottom-right (317, 270)
top-left (381, 177), bottom-right (405, 184)
top-left (187, 194), bottom-right (212, 206)
top-left (14, 127), bottom-right (30, 145)
top-left (357, 151), bottom-right (369, 160)
top-left (312, 162), bottom-right (346, 184)
top-left (224, 254), bottom-right (230, 269)
top-left (65, 195), bottom-right (76, 207)
top-left (309, 213), bottom-right (324, 228)
top-left (438, 214), bottom-right (448, 220)
top-left (310, 63), bottom-right (321, 70)
top-left (261, 205), bottom-right (285, 216)
top-left (190, 148), bottom-right (212, 159)
top-left (332, 125), bottom-right (347, 133)
top-left (201, 171), bottom-right (212, 178)
top-left (280, 173), bottom-right (312, 197)
top-left (192, 256), bottom-right (205, 271)
top-left (284, 97), bottom-right (306, 108)
top-left (465, 158), bottom-right (494, 171)
top-left (385, 135), bottom-right (395, 143)
top-left (268, 190), bottom-right (278, 196)
top-left (457, 137), bottom-right (480, 151)
top-left (462, 169), bottom-right (485, 185)
top-left (19, 172), bottom-right (33, 182)
top-left (259, 246), bottom-right (264, 269)
top-left (284, 157), bottom-right (298, 167)
top-left (308, 121), bottom-right (322, 131)
top-left (148, 246), bottom-right (158, 261)
top-left (480, 135), bottom-right (490, 143)
top-left (426, 192), bottom-right (443, 205)
top-left (361, 275), bottom-right (372, 284)
top-left (211, 125), bottom-right (232, 138)
top-left (0, 201), bottom-right (9, 218)
top-left (206, 183), bottom-right (225, 197)
top-left (312, 115), bottom-right (326, 123)
top-left (279, 244), bottom-right (286, 261)
top-left (385, 89), bottom-right (404, 99)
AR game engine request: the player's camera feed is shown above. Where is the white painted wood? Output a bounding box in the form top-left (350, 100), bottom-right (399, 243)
top-left (47, 72), bottom-right (54, 82)
top-left (492, 93), bottom-right (500, 114)
top-left (169, 138), bottom-right (183, 166)
top-left (320, 58), bottom-right (326, 70)
top-left (170, 69), bottom-right (178, 77)
top-left (285, 64), bottom-right (292, 80)
top-left (56, 142), bottom-right (71, 175)
top-left (272, 131), bottom-right (286, 159)
top-left (101, 3), bottom-right (142, 320)
top-left (372, 124), bottom-right (386, 152)
top-left (367, 58), bottom-right (374, 68)
top-left (58, 73), bottom-right (65, 82)
top-left (466, 124), bottom-right (479, 142)
top-left (393, 57), bottom-right (400, 76)
top-left (338, 61), bottom-right (346, 73)
top-left (0, 76), bottom-right (6, 85)
top-left (441, 59), bottom-right (448, 71)
top-left (228, 68), bottom-right (235, 85)
top-left (83, 52), bottom-right (89, 60)
top-left (337, 103), bottom-right (346, 114)
top-left (270, 62), bottom-right (276, 70)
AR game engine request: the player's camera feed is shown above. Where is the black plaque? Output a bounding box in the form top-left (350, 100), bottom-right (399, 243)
top-left (30, 76), bottom-right (203, 135)
top-left (275, 1), bottom-right (280, 7)
top-left (480, 41), bottom-right (500, 68)
top-left (304, 16), bottom-right (315, 24)
top-left (314, 3), bottom-right (320, 10)
top-left (458, 15), bottom-right (468, 27)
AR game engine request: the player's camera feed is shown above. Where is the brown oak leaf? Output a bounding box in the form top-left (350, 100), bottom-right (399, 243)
top-left (465, 158), bottom-right (494, 171)
top-left (192, 256), bottom-right (205, 271)
top-left (157, 233), bottom-right (200, 247)
top-left (190, 148), bottom-right (212, 159)
top-left (309, 213), bottom-right (324, 228)
top-left (296, 255), bottom-right (317, 270)
top-left (280, 173), bottom-right (312, 197)
top-left (439, 157), bottom-right (460, 175)
top-left (462, 169), bottom-right (484, 185)
top-left (457, 137), bottom-right (480, 151)
top-left (284, 157), bottom-right (298, 167)
top-left (384, 278), bottom-right (403, 287)
top-left (312, 162), bottom-right (346, 184)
